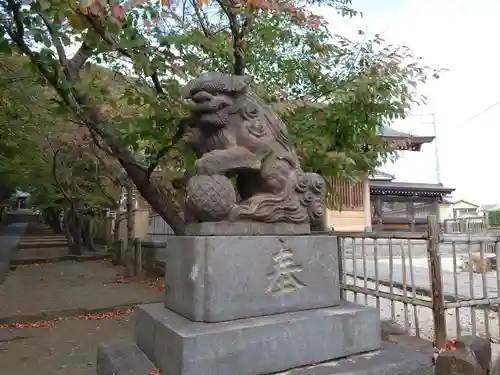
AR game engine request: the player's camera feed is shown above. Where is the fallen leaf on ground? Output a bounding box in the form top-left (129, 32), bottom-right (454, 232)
top-left (141, 277), bottom-right (165, 292)
top-left (149, 369), bottom-right (160, 375)
top-left (111, 275), bottom-right (131, 284)
top-left (0, 320), bottom-right (56, 329)
top-left (0, 307), bottom-right (137, 329)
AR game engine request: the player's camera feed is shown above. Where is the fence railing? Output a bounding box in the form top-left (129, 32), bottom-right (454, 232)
top-left (443, 217), bottom-right (488, 234)
top-left (147, 214), bottom-right (174, 243)
top-left (337, 216), bottom-right (500, 348)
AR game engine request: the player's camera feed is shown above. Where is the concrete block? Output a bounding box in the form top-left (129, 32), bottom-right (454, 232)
top-left (276, 342), bottom-right (434, 375)
top-left (164, 235), bottom-right (340, 322)
top-left (97, 343), bottom-right (157, 375)
top-left (136, 301), bottom-right (380, 375)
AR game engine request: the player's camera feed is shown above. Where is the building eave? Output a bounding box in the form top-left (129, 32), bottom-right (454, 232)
top-left (369, 181), bottom-right (455, 198)
top-left (379, 127), bottom-right (435, 152)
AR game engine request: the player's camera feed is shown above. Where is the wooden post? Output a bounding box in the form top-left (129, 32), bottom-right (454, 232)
top-left (133, 238), bottom-right (143, 277)
top-left (112, 239), bottom-right (123, 265)
top-left (427, 215), bottom-right (447, 349)
top-left (124, 183), bottom-right (134, 277)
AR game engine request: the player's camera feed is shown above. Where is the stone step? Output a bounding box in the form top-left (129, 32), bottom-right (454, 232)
top-left (133, 302), bottom-right (380, 375)
top-left (97, 341), bottom-right (433, 375)
top-left (275, 342), bottom-right (433, 375)
top-left (97, 343), bottom-right (158, 375)
top-left (18, 242), bottom-right (69, 249)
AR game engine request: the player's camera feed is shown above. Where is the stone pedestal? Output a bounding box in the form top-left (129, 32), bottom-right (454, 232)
top-left (164, 235), bottom-right (341, 322)
top-left (97, 227), bottom-right (433, 375)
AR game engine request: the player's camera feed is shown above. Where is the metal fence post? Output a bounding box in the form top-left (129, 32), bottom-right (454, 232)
top-left (427, 215), bottom-right (447, 349)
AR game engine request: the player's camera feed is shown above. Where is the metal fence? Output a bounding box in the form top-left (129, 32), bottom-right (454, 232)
top-left (147, 214), bottom-right (175, 243)
top-left (337, 230), bottom-right (434, 341)
top-left (443, 217), bottom-right (488, 234)
top-left (337, 216), bottom-right (500, 348)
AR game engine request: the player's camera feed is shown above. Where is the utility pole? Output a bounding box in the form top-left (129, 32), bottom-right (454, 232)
top-left (432, 113), bottom-right (442, 184)
top-left (409, 112), bottom-right (442, 185)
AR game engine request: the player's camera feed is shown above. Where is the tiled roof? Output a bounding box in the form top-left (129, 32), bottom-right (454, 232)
top-left (369, 180), bottom-right (455, 197)
top-left (378, 127), bottom-right (435, 151)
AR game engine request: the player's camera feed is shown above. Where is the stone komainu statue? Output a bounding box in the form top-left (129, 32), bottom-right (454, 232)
top-left (183, 72), bottom-right (326, 224)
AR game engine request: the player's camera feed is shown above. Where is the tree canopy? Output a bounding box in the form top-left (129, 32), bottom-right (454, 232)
top-left (0, 0), bottom-right (442, 234)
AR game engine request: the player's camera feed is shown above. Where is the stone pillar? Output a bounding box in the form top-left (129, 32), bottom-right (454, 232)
top-left (97, 222), bottom-right (434, 375)
top-left (362, 174), bottom-right (372, 232)
top-left (132, 209), bottom-right (150, 239)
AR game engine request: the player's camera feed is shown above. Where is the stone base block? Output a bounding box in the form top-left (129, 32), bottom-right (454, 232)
top-left (97, 343), bottom-right (157, 375)
top-left (276, 342), bottom-right (434, 375)
top-left (97, 342), bottom-right (431, 375)
top-left (135, 302), bottom-right (380, 375)
top-left (164, 234), bottom-right (340, 322)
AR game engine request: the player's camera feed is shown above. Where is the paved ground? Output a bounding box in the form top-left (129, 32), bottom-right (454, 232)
top-left (0, 258), bottom-right (163, 375)
top-left (0, 260), bottom-right (163, 324)
top-left (0, 312), bottom-right (135, 375)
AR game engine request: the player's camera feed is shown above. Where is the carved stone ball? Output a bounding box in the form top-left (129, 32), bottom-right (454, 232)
top-left (186, 174), bottom-right (237, 221)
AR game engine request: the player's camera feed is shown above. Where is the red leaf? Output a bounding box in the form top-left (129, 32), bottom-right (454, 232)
top-left (149, 370), bottom-right (160, 375)
top-left (141, 277), bottom-right (165, 292)
top-left (111, 5), bottom-right (125, 22)
top-left (143, 19), bottom-right (151, 30)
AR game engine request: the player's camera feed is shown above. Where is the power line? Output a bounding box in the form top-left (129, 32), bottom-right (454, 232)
top-left (457, 99), bottom-right (500, 128)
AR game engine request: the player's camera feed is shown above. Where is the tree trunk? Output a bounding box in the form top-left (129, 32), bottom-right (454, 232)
top-left (87, 219), bottom-right (97, 252)
top-left (44, 208), bottom-right (63, 233)
top-left (82, 218), bottom-right (97, 252)
top-left (117, 159), bottom-right (187, 235)
top-left (69, 208), bottom-right (83, 255)
top-left (63, 208), bottom-right (76, 252)
top-left (113, 207), bottom-right (121, 243)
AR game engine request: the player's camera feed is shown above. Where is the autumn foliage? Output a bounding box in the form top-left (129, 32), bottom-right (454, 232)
top-left (0, 0), bottom-right (442, 234)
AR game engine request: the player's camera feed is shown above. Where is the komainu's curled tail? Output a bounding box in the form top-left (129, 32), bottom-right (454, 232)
top-left (296, 172), bottom-right (326, 223)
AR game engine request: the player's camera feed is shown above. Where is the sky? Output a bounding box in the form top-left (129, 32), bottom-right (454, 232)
top-left (319, 0), bottom-right (500, 205)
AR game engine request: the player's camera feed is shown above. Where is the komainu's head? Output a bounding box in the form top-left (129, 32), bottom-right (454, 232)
top-left (184, 72), bottom-right (252, 130)
top-left (183, 72), bottom-right (296, 156)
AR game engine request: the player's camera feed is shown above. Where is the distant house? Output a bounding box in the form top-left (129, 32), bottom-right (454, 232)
top-left (451, 200), bottom-right (480, 218)
top-left (323, 126), bottom-right (456, 232)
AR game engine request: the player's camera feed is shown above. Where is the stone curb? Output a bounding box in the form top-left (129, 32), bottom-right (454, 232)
top-left (10, 252), bottom-right (111, 266)
top-left (0, 301), bottom-right (162, 326)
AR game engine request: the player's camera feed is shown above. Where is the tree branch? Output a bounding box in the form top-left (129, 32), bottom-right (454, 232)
top-left (48, 142), bottom-right (73, 205)
top-left (191, 0), bottom-right (211, 37)
top-left (146, 117), bottom-right (189, 179)
top-left (38, 12), bottom-right (68, 67)
top-left (82, 14), bottom-right (167, 97)
top-left (214, 0), bottom-right (248, 75)
top-left (68, 42), bottom-right (95, 75)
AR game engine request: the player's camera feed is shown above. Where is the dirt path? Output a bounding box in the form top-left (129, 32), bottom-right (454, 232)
top-left (0, 256), bottom-right (164, 375)
top-left (0, 260), bottom-right (163, 324)
top-left (0, 313), bottom-right (136, 375)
